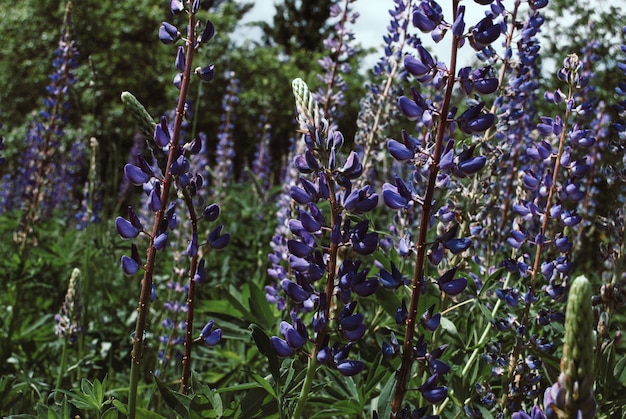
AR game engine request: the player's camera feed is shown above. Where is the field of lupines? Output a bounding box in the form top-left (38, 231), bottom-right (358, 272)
top-left (1, 0), bottom-right (625, 417)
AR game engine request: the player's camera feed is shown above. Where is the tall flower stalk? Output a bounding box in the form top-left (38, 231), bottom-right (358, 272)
top-left (116, 1), bottom-right (221, 416)
top-left (272, 78), bottom-right (379, 418)
top-left (382, 0), bottom-right (503, 415)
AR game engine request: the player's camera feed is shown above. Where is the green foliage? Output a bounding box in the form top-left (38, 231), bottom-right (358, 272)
top-left (258, 0), bottom-right (335, 55)
top-left (1, 0), bottom-right (625, 418)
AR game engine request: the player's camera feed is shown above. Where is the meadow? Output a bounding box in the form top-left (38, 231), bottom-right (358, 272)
top-left (1, 0), bottom-right (625, 417)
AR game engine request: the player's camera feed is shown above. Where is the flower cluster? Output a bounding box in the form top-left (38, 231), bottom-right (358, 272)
top-left (313, 0), bottom-right (359, 122)
top-left (54, 268), bottom-right (83, 343)
top-left (4, 2), bottom-right (83, 241)
top-left (250, 111), bottom-right (272, 186)
top-left (214, 72), bottom-right (239, 192)
top-left (121, 1), bottom-right (228, 411)
top-left (268, 78), bottom-right (380, 416)
top-left (380, 0), bottom-right (508, 415)
top-left (355, 0), bottom-right (418, 187)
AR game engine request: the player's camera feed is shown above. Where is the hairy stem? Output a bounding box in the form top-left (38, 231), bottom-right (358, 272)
top-left (128, 12), bottom-right (196, 418)
top-left (179, 189), bottom-right (199, 394)
top-left (504, 86), bottom-right (573, 410)
top-left (390, 2), bottom-right (460, 415)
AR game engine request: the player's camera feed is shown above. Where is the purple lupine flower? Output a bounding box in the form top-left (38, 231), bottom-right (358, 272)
top-left (313, 0), bottom-right (360, 124)
top-left (212, 72), bottom-right (239, 192)
top-left (200, 320), bottom-right (222, 346)
top-left (159, 22), bottom-right (180, 44)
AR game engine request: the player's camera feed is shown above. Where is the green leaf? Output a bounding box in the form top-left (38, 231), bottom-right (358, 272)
top-left (154, 374), bottom-right (191, 418)
top-left (135, 408), bottom-right (169, 419)
top-left (439, 315), bottom-right (459, 337)
top-left (615, 354), bottom-right (626, 383)
top-left (91, 378), bottom-right (104, 408)
top-left (190, 390), bottom-right (223, 419)
top-left (101, 407), bottom-right (119, 419)
top-left (478, 267), bottom-right (503, 297)
top-left (224, 286), bottom-right (254, 322)
top-left (476, 300), bottom-right (494, 322)
top-left (56, 387), bottom-right (99, 411)
top-left (250, 373), bottom-right (277, 400)
top-left (376, 372), bottom-right (396, 419)
top-left (112, 399), bottom-right (128, 415)
top-left (249, 323), bottom-right (281, 384)
top-left (248, 280), bottom-right (276, 329)
top-left (239, 387), bottom-right (270, 418)
top-left (80, 378), bottom-right (94, 399)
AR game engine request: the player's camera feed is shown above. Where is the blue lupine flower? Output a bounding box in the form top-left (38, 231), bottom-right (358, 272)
top-left (159, 22), bottom-right (180, 44)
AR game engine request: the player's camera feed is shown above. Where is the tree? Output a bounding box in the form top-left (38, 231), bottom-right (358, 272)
top-left (257, 0), bottom-right (336, 55)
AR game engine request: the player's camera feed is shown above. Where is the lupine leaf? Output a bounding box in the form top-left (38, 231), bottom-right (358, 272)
top-left (250, 373), bottom-right (277, 400)
top-left (376, 373), bottom-right (396, 419)
top-left (249, 323), bottom-right (281, 385)
top-left (154, 375), bottom-right (190, 418)
top-left (248, 280), bottom-right (275, 329)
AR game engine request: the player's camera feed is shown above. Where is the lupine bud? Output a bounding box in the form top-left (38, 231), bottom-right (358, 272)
top-left (472, 16), bottom-right (501, 47)
top-left (388, 139), bottom-right (414, 161)
top-left (398, 96), bottom-right (424, 121)
top-left (452, 5), bottom-right (465, 37)
top-left (148, 187), bottom-right (162, 212)
top-left (175, 46), bottom-right (186, 72)
top-left (194, 259), bottom-right (206, 284)
top-left (337, 359), bottom-right (365, 376)
top-left (159, 22), bottom-right (180, 44)
top-left (170, 0), bottom-right (184, 14)
top-left (124, 163), bottom-right (150, 185)
top-left (404, 54), bottom-right (430, 77)
top-left (195, 65), bottom-right (215, 82)
top-left (154, 232), bottom-right (168, 250)
top-left (116, 216), bottom-right (140, 239)
top-left (421, 305), bottom-right (441, 331)
top-left (191, 0), bottom-right (200, 14)
top-left (121, 243), bottom-right (142, 275)
top-left (544, 275), bottom-right (596, 419)
top-left (202, 203), bottom-right (220, 222)
top-left (154, 116), bottom-right (171, 147)
top-left (198, 20), bottom-right (216, 44)
top-left (208, 225), bottom-right (230, 249)
top-left (270, 336), bottom-right (295, 357)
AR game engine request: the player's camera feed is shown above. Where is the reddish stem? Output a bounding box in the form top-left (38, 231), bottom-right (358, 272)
top-left (390, 2), bottom-right (460, 416)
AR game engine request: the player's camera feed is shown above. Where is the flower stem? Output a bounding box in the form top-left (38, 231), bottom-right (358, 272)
top-left (390, 3), bottom-right (460, 415)
top-left (179, 188), bottom-right (199, 394)
top-left (504, 86), bottom-right (573, 411)
top-left (128, 12), bottom-right (196, 419)
top-left (292, 347), bottom-right (320, 419)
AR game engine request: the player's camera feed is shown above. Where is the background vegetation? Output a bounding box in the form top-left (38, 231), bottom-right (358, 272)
top-left (0, 0), bottom-right (625, 417)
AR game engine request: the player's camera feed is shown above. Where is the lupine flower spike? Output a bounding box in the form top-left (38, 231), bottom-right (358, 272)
top-left (544, 275), bottom-right (596, 418)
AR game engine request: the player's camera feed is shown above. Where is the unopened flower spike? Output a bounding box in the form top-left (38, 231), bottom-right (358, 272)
top-left (543, 275), bottom-right (596, 418)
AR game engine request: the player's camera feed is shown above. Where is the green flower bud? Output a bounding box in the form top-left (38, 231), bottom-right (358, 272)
top-left (557, 275), bottom-right (597, 418)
